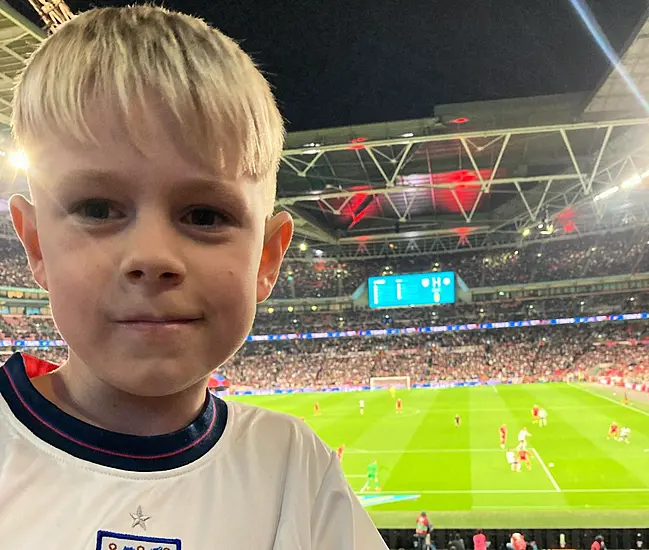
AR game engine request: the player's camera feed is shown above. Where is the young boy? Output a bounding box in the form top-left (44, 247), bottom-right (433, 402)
top-left (0, 6), bottom-right (387, 549)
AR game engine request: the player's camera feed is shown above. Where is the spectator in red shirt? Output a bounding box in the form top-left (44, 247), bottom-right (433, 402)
top-left (507, 533), bottom-right (526, 550)
top-left (591, 536), bottom-right (605, 550)
top-left (473, 530), bottom-right (487, 550)
top-left (414, 512), bottom-right (431, 549)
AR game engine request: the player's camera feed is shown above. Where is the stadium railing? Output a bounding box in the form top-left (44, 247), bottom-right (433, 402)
top-left (378, 527), bottom-right (648, 550)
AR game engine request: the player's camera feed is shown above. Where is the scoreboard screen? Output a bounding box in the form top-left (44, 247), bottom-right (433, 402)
top-left (368, 271), bottom-right (456, 309)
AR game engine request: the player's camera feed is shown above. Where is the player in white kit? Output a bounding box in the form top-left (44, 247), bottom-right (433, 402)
top-left (518, 427), bottom-right (532, 449)
top-left (506, 449), bottom-right (520, 472)
top-left (360, 399), bottom-right (365, 415)
top-left (619, 426), bottom-right (631, 444)
top-left (538, 408), bottom-right (548, 427)
top-left (0, 6), bottom-right (387, 549)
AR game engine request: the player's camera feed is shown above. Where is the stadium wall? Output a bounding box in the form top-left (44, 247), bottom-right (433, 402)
top-left (379, 527), bottom-right (648, 550)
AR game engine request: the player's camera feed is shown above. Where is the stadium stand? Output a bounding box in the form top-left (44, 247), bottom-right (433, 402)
top-left (2, 229), bottom-right (648, 297)
top-left (269, 230), bottom-right (649, 299)
top-left (3, 315), bottom-right (647, 390)
top-left (1, 0), bottom-right (649, 545)
top-left (0, 230), bottom-right (647, 387)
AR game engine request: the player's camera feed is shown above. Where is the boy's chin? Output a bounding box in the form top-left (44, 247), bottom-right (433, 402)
top-left (97, 356), bottom-right (212, 398)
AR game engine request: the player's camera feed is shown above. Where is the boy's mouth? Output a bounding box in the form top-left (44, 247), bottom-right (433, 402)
top-left (115, 314), bottom-right (204, 325)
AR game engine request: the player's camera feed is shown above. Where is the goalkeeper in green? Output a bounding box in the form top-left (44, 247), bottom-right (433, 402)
top-left (361, 459), bottom-right (381, 492)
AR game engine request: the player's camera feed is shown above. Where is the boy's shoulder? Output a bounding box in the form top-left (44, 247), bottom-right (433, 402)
top-left (225, 399), bottom-right (332, 461)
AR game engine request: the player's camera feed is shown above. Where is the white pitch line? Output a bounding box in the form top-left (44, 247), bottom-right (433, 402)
top-left (570, 384), bottom-right (649, 418)
top-left (532, 448), bottom-right (561, 492)
top-left (354, 487), bottom-right (649, 495)
top-left (346, 448), bottom-right (503, 454)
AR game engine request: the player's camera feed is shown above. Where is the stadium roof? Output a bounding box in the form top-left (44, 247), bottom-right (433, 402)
top-left (279, 92), bottom-right (649, 259)
top-left (585, 7), bottom-right (649, 117)
top-left (277, 7), bottom-right (649, 259)
top-left (0, 1), bottom-right (43, 126)
top-left (0, 1), bottom-right (647, 260)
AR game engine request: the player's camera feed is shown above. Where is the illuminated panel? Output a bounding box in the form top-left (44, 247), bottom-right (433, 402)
top-left (368, 271), bottom-right (456, 309)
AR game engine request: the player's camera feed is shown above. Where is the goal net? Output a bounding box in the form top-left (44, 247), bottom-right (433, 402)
top-left (370, 376), bottom-right (411, 391)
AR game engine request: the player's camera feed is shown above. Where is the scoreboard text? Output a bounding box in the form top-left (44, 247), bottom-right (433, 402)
top-left (368, 271), bottom-right (456, 309)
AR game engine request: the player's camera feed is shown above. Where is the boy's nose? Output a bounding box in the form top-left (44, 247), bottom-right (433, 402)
top-left (120, 217), bottom-right (186, 286)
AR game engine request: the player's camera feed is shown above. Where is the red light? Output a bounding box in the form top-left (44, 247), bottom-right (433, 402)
top-left (449, 117), bottom-right (469, 124)
top-left (563, 220), bottom-right (578, 233)
top-left (348, 137), bottom-right (367, 150)
top-left (454, 227), bottom-right (471, 246)
top-left (556, 207), bottom-right (574, 221)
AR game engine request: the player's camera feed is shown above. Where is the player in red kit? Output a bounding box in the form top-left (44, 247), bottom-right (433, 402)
top-left (608, 421), bottom-right (619, 440)
top-left (517, 448), bottom-right (531, 470)
top-left (314, 402), bottom-right (321, 416)
top-left (396, 398), bottom-right (403, 414)
top-left (499, 424), bottom-right (507, 449)
top-left (532, 404), bottom-right (540, 424)
top-left (337, 445), bottom-right (345, 462)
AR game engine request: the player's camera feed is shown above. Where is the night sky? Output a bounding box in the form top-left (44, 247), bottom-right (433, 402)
top-left (11, 0), bottom-right (649, 131)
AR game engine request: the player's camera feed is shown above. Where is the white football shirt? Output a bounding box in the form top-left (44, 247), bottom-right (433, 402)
top-left (0, 354), bottom-right (387, 549)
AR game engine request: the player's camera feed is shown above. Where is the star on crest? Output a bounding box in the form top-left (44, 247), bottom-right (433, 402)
top-left (130, 505), bottom-right (151, 530)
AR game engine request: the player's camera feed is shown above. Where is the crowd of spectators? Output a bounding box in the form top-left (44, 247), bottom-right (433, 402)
top-left (253, 291), bottom-right (647, 334)
top-left (0, 317), bottom-right (646, 389)
top-left (223, 322), bottom-right (648, 390)
top-left (0, 315), bottom-right (59, 340)
top-left (0, 228), bottom-right (647, 390)
top-left (0, 230), bottom-right (646, 300)
top-left (0, 240), bottom-right (36, 289)
top-left (276, 230), bottom-right (649, 299)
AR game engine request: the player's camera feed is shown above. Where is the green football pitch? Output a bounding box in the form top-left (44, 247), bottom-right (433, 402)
top-left (228, 383), bottom-right (649, 529)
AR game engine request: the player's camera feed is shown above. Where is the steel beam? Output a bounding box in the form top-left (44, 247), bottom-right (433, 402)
top-left (277, 174), bottom-right (583, 205)
top-left (283, 118), bottom-right (649, 157)
top-left (316, 220), bottom-right (649, 260)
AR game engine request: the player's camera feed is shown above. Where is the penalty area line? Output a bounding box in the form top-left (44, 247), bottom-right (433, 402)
top-left (531, 447), bottom-right (561, 492)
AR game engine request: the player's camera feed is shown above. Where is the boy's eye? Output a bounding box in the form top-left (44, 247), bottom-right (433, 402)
top-left (181, 207), bottom-right (226, 228)
top-left (74, 199), bottom-right (122, 221)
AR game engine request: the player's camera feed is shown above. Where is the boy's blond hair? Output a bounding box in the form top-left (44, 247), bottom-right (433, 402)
top-left (12, 5), bottom-right (284, 215)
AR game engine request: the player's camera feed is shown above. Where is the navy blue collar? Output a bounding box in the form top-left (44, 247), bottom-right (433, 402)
top-left (0, 353), bottom-right (227, 472)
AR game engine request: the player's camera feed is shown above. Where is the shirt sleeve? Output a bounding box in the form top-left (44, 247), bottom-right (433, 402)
top-left (311, 453), bottom-right (388, 550)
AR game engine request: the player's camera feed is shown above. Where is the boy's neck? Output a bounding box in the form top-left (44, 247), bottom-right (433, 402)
top-left (30, 361), bottom-right (209, 436)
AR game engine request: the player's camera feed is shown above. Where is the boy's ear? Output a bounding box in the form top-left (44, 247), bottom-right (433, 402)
top-left (9, 194), bottom-right (48, 291)
top-left (257, 211), bottom-right (294, 303)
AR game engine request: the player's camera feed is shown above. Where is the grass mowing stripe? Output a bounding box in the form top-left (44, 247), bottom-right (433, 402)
top-left (235, 384), bottom-right (649, 528)
top-left (531, 447), bottom-right (561, 492)
top-left (570, 383), bottom-right (649, 418)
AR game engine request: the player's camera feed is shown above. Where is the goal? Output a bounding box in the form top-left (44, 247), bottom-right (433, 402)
top-left (370, 376), bottom-right (411, 391)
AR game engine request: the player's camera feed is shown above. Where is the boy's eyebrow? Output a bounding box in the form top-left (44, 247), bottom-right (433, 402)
top-left (54, 168), bottom-right (249, 200)
top-left (54, 168), bottom-right (124, 188)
